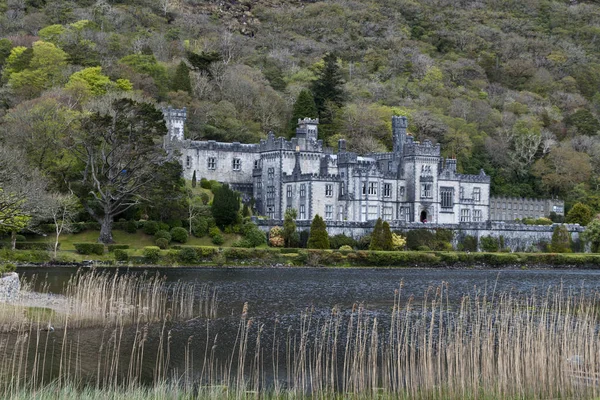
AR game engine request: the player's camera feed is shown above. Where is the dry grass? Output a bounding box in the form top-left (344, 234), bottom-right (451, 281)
top-left (1, 278), bottom-right (599, 399)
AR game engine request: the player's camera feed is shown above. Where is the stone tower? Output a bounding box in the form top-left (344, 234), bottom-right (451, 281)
top-left (163, 106), bottom-right (187, 142)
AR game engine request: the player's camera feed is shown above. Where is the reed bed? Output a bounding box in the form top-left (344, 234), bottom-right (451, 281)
top-left (1, 279), bottom-right (599, 399)
top-left (0, 269), bottom-right (217, 331)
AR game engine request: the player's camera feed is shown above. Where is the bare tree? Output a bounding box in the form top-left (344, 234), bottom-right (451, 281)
top-left (0, 146), bottom-right (48, 249)
top-left (47, 193), bottom-right (79, 258)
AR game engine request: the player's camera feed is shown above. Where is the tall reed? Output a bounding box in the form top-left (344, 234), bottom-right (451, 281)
top-left (1, 278), bottom-right (599, 399)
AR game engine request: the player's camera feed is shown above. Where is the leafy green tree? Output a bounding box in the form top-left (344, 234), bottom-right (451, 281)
top-left (211, 184), bottom-right (240, 228)
top-left (565, 109), bottom-right (600, 136)
top-left (119, 54), bottom-right (168, 95)
top-left (565, 202), bottom-right (594, 226)
top-left (66, 98), bottom-right (169, 243)
top-left (5, 41), bottom-right (68, 98)
top-left (243, 222), bottom-right (266, 247)
top-left (370, 218), bottom-right (384, 250)
top-left (311, 53), bottom-right (345, 116)
top-left (283, 208), bottom-right (299, 248)
top-left (0, 39), bottom-right (12, 69)
top-left (550, 225), bottom-right (571, 253)
top-left (583, 219), bottom-right (600, 252)
top-left (172, 61), bottom-right (192, 93)
top-left (289, 89), bottom-right (317, 135)
top-left (186, 51), bottom-right (221, 75)
top-left (307, 214), bottom-right (329, 249)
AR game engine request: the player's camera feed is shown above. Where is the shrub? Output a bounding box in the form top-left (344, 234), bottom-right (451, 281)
top-left (155, 230), bottom-right (172, 243)
top-left (200, 178), bottom-right (211, 189)
top-left (170, 227), bottom-right (189, 243)
top-left (15, 235), bottom-right (26, 242)
top-left (209, 226), bottom-right (221, 238)
top-left (480, 236), bottom-right (499, 252)
top-left (330, 234), bottom-right (357, 250)
top-left (167, 219), bottom-right (183, 229)
top-left (416, 245), bottom-right (431, 251)
top-left (460, 235), bottom-right (478, 252)
top-left (339, 245), bottom-right (353, 251)
top-left (405, 230), bottom-right (436, 250)
top-left (391, 233), bottom-right (406, 250)
top-left (143, 221), bottom-right (159, 235)
top-left (15, 242), bottom-right (55, 250)
top-left (107, 244), bottom-right (129, 252)
top-left (192, 217), bottom-right (209, 237)
top-left (0, 263), bottom-right (16, 274)
top-left (212, 234), bottom-right (224, 245)
top-left (566, 202), bottom-right (593, 226)
top-left (158, 222), bottom-right (170, 232)
top-left (178, 247), bottom-right (198, 263)
top-left (125, 220), bottom-right (138, 233)
top-left (114, 249), bottom-right (129, 262)
top-left (85, 222), bottom-right (101, 230)
top-left (74, 243), bottom-right (104, 255)
top-left (212, 252), bottom-right (226, 265)
top-left (155, 238), bottom-right (169, 249)
top-left (244, 223), bottom-right (266, 247)
top-left (550, 225), bottom-right (572, 253)
top-left (534, 217), bottom-right (553, 226)
top-left (269, 226), bottom-right (284, 247)
top-left (143, 246), bottom-right (161, 263)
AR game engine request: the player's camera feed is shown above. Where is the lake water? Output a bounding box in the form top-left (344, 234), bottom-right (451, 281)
top-left (12, 266), bottom-right (600, 387)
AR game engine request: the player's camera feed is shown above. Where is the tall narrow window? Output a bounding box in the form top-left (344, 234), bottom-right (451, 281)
top-left (286, 185), bottom-right (292, 198)
top-left (421, 183), bottom-right (432, 198)
top-left (186, 156), bottom-right (191, 168)
top-left (325, 184), bottom-right (333, 197)
top-left (338, 205), bottom-right (344, 220)
top-left (340, 182), bottom-right (345, 196)
top-left (325, 205), bottom-right (333, 220)
top-left (362, 182), bottom-right (367, 195)
top-left (368, 205), bottom-right (378, 220)
top-left (207, 157), bottom-right (216, 170)
top-left (300, 205), bottom-right (306, 220)
top-left (254, 160), bottom-right (260, 169)
top-left (267, 167), bottom-right (274, 183)
top-left (368, 182), bottom-right (377, 195)
top-left (459, 186), bottom-right (464, 200)
top-left (473, 209), bottom-right (482, 222)
top-left (232, 158), bottom-right (241, 171)
top-left (473, 187), bottom-right (481, 202)
top-left (300, 184), bottom-right (306, 197)
top-left (383, 183), bottom-right (391, 197)
top-left (440, 187), bottom-right (453, 208)
top-left (460, 209), bottom-right (470, 222)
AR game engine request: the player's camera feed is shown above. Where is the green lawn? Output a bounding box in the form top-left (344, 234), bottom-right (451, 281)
top-left (25, 229), bottom-right (242, 251)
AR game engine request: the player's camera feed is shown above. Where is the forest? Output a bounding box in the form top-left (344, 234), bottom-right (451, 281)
top-left (1, 0), bottom-right (600, 232)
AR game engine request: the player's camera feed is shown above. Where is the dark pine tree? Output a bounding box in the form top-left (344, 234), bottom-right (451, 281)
top-left (191, 170), bottom-right (197, 188)
top-left (307, 214), bottom-right (330, 249)
top-left (311, 53), bottom-right (345, 115)
top-left (211, 184), bottom-right (240, 228)
top-left (369, 218), bottom-right (384, 250)
top-left (172, 61), bottom-right (192, 93)
top-left (288, 89), bottom-right (318, 136)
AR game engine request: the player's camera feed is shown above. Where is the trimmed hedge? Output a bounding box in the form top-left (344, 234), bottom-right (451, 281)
top-left (107, 244), bottom-right (129, 252)
top-left (114, 249), bottom-right (129, 262)
top-left (13, 242), bottom-right (57, 251)
top-left (74, 243), bottom-right (105, 255)
top-left (143, 246), bottom-right (161, 263)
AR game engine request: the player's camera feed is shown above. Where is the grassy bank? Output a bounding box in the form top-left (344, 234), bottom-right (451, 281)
top-left (1, 279), bottom-right (599, 399)
top-left (2, 246), bottom-right (600, 268)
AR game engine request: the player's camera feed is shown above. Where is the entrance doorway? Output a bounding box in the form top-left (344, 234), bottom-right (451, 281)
top-left (420, 210), bottom-right (428, 223)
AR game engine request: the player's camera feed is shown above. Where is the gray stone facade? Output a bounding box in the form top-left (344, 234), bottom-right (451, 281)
top-left (166, 109), bottom-right (492, 225)
top-left (490, 196), bottom-right (565, 221)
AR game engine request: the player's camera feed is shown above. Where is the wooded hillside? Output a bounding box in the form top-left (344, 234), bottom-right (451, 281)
top-left (1, 0), bottom-right (600, 212)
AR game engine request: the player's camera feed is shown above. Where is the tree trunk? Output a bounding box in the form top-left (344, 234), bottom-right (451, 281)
top-left (98, 214), bottom-right (114, 244)
top-left (10, 230), bottom-right (16, 250)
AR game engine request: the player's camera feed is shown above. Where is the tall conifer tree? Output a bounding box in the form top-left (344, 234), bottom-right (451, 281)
top-left (307, 214), bottom-right (329, 249)
top-left (289, 89), bottom-right (318, 136)
top-left (172, 61), bottom-right (192, 93)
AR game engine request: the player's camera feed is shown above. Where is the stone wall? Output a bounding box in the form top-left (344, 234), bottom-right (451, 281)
top-left (254, 219), bottom-right (585, 252)
top-left (0, 273), bottom-right (20, 302)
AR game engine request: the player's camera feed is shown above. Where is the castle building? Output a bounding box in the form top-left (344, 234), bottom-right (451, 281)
top-left (164, 107), bottom-right (491, 224)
